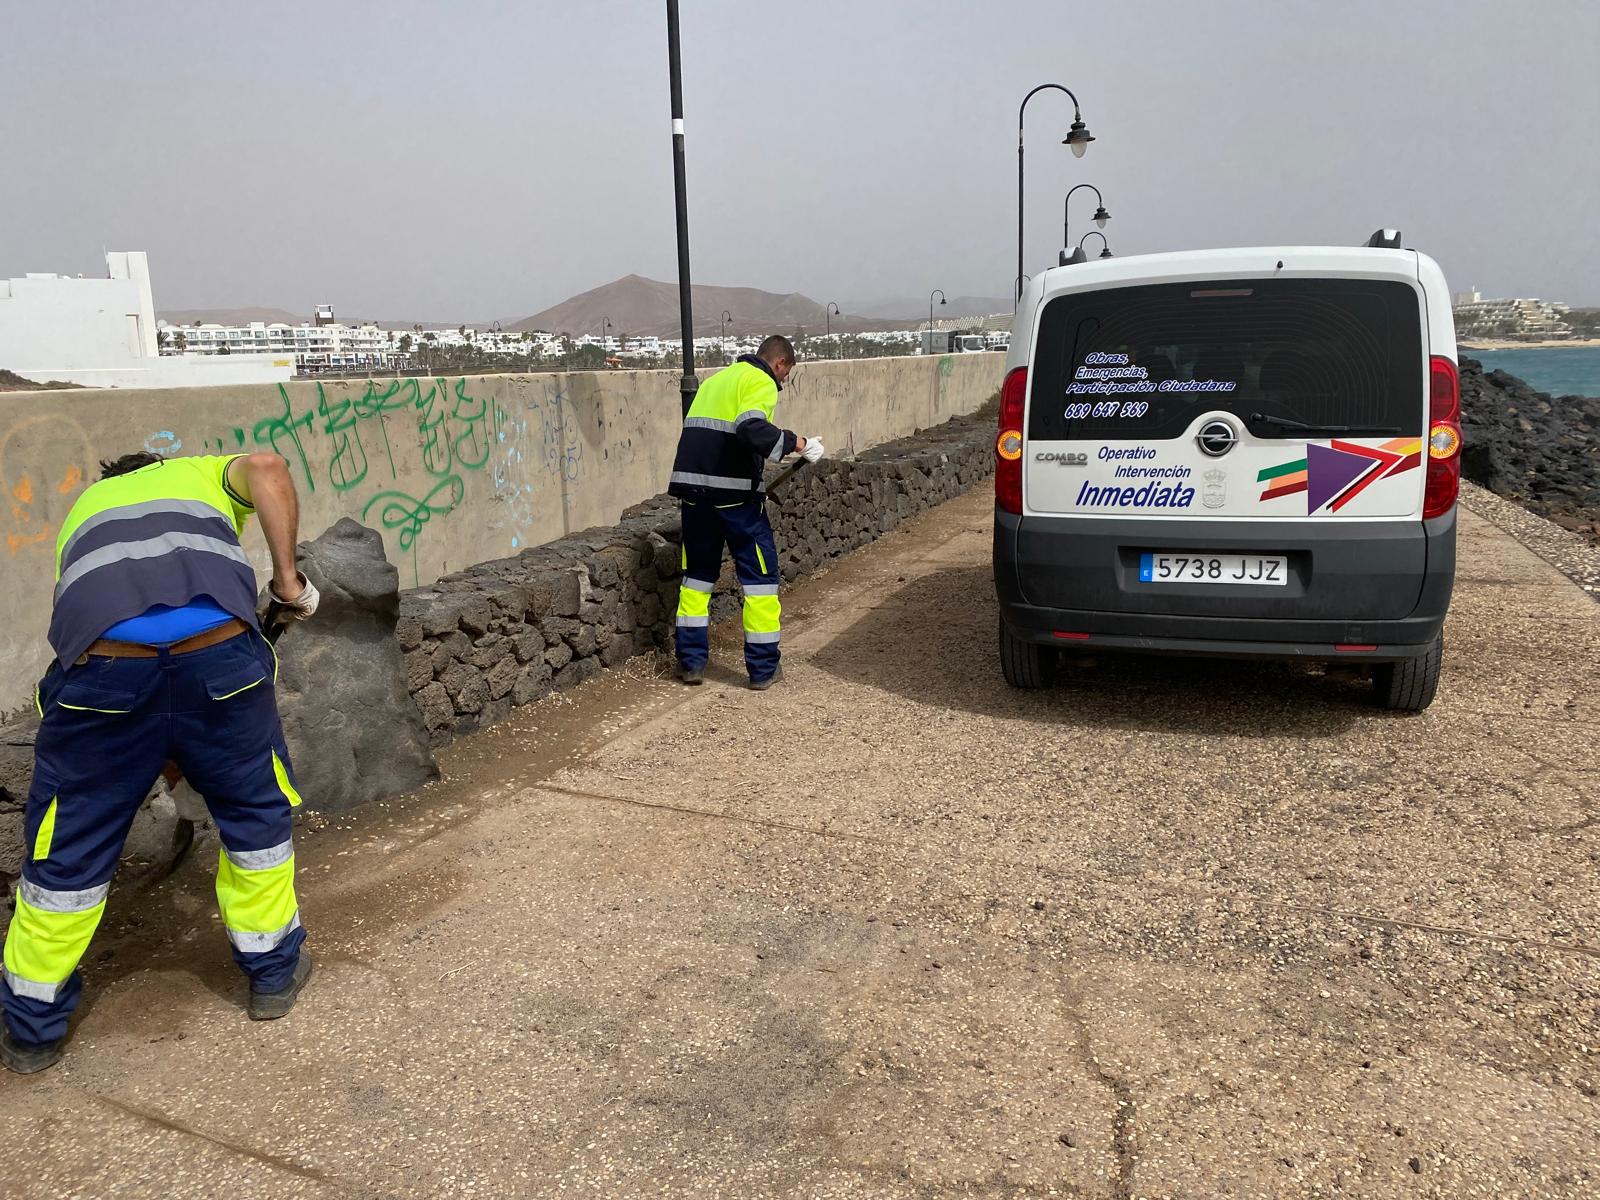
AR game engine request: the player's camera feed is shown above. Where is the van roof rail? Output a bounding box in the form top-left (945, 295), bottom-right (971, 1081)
top-left (1365, 228), bottom-right (1403, 249)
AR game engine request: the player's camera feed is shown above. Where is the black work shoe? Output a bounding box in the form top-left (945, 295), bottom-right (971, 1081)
top-left (677, 665), bottom-right (704, 685)
top-left (748, 666), bottom-right (784, 692)
top-left (0, 1029), bottom-right (63, 1075)
top-left (248, 950), bottom-right (314, 1021)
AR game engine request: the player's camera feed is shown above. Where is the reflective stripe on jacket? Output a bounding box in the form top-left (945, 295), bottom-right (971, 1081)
top-left (668, 357), bottom-right (798, 504)
top-left (47, 455), bottom-right (261, 666)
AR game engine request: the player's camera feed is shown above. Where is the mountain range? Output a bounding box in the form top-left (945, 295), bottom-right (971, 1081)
top-left (509, 275), bottom-right (928, 339)
top-left (159, 278), bottom-right (1015, 338)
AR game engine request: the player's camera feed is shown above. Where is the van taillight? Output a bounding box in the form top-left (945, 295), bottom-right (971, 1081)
top-left (996, 367), bottom-right (1027, 514)
top-left (1423, 355), bottom-right (1461, 520)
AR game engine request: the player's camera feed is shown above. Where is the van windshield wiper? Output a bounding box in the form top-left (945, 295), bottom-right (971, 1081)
top-left (1249, 412), bottom-right (1401, 436)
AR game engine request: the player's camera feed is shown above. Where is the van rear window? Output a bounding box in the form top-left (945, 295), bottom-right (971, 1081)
top-left (1027, 278), bottom-right (1423, 441)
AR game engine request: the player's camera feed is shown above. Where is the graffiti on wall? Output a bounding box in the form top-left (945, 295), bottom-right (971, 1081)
top-left (200, 376), bottom-right (588, 579)
top-left (1, 414), bottom-right (94, 559)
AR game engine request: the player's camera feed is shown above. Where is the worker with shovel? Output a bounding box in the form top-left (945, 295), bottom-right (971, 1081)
top-left (668, 334), bottom-right (824, 689)
top-left (1, 451), bottom-right (318, 1074)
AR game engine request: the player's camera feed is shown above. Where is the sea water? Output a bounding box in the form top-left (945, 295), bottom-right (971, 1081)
top-left (1468, 346), bottom-right (1600, 398)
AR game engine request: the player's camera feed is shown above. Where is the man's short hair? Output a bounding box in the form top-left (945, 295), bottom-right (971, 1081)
top-left (757, 334), bottom-right (795, 365)
top-left (100, 452), bottom-right (164, 480)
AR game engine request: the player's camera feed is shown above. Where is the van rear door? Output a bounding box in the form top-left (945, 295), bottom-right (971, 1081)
top-left (1017, 274), bottom-right (1431, 621)
top-left (1025, 276), bottom-right (1426, 519)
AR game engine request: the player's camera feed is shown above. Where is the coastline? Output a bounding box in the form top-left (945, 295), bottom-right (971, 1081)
top-left (1459, 337), bottom-right (1600, 350)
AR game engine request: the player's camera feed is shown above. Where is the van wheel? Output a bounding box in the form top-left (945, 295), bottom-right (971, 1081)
top-left (1000, 618), bottom-right (1055, 689)
top-left (1373, 634), bottom-right (1442, 712)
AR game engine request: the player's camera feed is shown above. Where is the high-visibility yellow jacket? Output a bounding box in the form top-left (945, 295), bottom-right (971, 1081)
top-left (668, 356), bottom-right (797, 504)
top-left (48, 455), bottom-right (259, 666)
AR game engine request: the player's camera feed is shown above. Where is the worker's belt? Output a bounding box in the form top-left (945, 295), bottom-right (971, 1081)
top-left (78, 618), bottom-right (251, 662)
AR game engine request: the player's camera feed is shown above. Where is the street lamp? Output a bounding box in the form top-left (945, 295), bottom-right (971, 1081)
top-left (599, 317), bottom-right (612, 350)
top-left (1063, 183), bottom-right (1110, 260)
top-left (1063, 231), bottom-right (1114, 265)
top-left (720, 309), bottom-right (733, 363)
top-left (928, 289), bottom-right (946, 352)
top-left (1017, 83), bottom-right (1094, 305)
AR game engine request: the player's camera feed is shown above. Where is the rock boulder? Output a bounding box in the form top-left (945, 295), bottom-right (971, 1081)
top-left (272, 518), bottom-right (440, 811)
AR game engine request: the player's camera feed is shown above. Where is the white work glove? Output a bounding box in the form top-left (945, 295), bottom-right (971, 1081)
top-left (800, 436), bottom-right (826, 463)
top-left (270, 572), bottom-right (320, 621)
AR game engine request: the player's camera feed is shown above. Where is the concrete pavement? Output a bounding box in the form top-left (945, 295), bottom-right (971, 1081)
top-left (2, 487), bottom-right (1596, 1199)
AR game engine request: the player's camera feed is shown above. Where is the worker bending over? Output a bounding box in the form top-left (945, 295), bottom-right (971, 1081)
top-left (668, 334), bottom-right (823, 689)
top-left (1, 451), bottom-right (318, 1075)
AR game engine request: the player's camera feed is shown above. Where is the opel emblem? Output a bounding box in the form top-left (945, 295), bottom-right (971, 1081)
top-left (1197, 419), bottom-right (1238, 458)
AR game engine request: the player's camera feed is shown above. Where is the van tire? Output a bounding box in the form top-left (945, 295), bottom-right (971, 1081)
top-left (1373, 634), bottom-right (1442, 712)
top-left (1000, 618), bottom-right (1055, 689)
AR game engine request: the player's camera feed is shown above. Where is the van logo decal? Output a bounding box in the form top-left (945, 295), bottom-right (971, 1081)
top-left (1196, 420), bottom-right (1238, 457)
top-left (1257, 437), bottom-right (1422, 512)
top-left (1035, 451), bottom-right (1088, 466)
top-left (1201, 469), bottom-right (1227, 509)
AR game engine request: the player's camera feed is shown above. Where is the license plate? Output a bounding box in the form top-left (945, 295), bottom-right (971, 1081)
top-left (1139, 552), bottom-right (1288, 585)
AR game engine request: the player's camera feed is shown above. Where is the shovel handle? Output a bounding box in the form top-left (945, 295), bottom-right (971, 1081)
top-left (263, 599), bottom-right (290, 643)
top-left (765, 458), bottom-right (810, 498)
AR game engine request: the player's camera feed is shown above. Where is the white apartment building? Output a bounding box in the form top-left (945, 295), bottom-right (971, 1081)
top-left (1451, 293), bottom-right (1573, 339)
top-left (161, 318), bottom-right (401, 369)
top-left (0, 252), bottom-right (293, 388)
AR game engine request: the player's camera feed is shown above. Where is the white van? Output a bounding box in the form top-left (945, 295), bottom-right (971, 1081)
top-left (993, 235), bottom-right (1462, 711)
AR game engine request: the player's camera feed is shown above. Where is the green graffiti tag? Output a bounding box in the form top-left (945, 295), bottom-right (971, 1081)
top-left (252, 385), bottom-right (318, 493)
top-left (362, 475), bottom-right (466, 553)
top-left (205, 375), bottom-right (570, 581)
top-left (316, 385), bottom-right (370, 493)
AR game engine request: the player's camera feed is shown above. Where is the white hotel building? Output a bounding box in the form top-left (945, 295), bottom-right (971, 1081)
top-left (159, 314), bottom-right (403, 370)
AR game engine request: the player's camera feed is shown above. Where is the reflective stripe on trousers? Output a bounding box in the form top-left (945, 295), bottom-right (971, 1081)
top-left (1, 630), bottom-right (307, 1048)
top-left (2, 884), bottom-right (109, 1004)
top-left (217, 837), bottom-right (300, 954)
top-left (674, 500), bottom-right (782, 681)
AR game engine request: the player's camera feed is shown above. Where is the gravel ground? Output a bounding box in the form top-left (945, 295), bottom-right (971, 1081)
top-left (1461, 481), bottom-right (1600, 598)
top-left (1, 488), bottom-right (1595, 1199)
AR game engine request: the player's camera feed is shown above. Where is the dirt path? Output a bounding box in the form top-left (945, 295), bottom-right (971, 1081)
top-left (2, 489), bottom-right (1596, 1199)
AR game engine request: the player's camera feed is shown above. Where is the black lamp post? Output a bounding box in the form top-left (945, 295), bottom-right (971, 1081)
top-left (1084, 231), bottom-right (1114, 258)
top-left (1063, 231), bottom-right (1114, 265)
top-left (928, 288), bottom-right (946, 351)
top-left (825, 301), bottom-right (840, 339)
top-left (599, 317), bottom-right (613, 352)
top-left (1063, 183), bottom-right (1110, 261)
top-left (666, 0), bottom-right (697, 416)
top-left (1017, 83), bottom-right (1094, 305)
top-left (720, 309), bottom-right (732, 363)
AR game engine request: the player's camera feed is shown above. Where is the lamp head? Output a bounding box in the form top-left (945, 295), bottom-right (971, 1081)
top-left (1094, 206), bottom-right (1110, 228)
top-left (1098, 246), bottom-right (1114, 259)
top-left (1064, 118), bottom-right (1094, 158)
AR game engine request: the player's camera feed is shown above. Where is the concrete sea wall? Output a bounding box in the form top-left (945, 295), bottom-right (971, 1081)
top-left (0, 353), bottom-right (1002, 711)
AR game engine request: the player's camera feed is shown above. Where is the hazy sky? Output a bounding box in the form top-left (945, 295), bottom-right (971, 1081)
top-left (4, 0), bottom-right (1596, 320)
